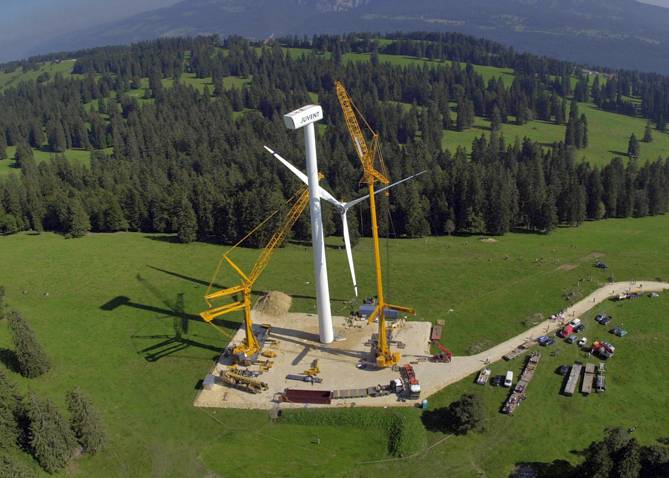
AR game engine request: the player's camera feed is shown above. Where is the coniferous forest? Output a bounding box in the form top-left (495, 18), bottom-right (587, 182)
top-left (1, 33), bottom-right (669, 243)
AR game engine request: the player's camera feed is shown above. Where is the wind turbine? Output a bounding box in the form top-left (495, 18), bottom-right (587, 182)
top-left (264, 145), bottom-right (424, 298)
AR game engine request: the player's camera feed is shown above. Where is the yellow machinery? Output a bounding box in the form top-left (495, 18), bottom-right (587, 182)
top-left (303, 359), bottom-right (320, 377)
top-left (200, 186), bottom-right (310, 365)
top-left (335, 81), bottom-right (416, 368)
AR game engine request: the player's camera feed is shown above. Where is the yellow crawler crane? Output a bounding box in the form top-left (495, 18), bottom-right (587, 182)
top-left (200, 186), bottom-right (310, 365)
top-left (335, 81), bottom-right (416, 368)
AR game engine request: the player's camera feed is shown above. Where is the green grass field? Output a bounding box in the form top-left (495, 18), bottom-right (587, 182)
top-left (0, 60), bottom-right (76, 91)
top-left (443, 102), bottom-right (669, 166)
top-left (1, 212), bottom-right (668, 476)
top-left (0, 147), bottom-right (92, 176)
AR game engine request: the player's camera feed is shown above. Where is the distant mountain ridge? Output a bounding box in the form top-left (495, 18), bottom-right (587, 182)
top-left (32, 0), bottom-right (669, 73)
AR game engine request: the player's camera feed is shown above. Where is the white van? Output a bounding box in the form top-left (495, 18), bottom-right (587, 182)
top-left (504, 371), bottom-right (514, 387)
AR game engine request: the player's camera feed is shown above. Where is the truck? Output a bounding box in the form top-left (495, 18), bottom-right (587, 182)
top-left (400, 364), bottom-right (421, 399)
top-left (559, 325), bottom-right (574, 338)
top-left (592, 341), bottom-right (615, 359)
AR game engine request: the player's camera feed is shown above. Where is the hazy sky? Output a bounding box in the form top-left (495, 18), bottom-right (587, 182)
top-left (0, 0), bottom-right (180, 61)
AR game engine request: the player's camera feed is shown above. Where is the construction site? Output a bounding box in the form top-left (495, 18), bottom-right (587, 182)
top-left (191, 81), bottom-right (669, 412)
top-left (193, 81), bottom-right (449, 409)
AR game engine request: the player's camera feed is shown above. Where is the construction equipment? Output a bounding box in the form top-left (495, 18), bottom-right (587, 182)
top-left (220, 369), bottom-right (269, 394)
top-left (400, 364), bottom-right (421, 399)
top-left (303, 359), bottom-right (320, 377)
top-left (286, 374), bottom-right (323, 384)
top-left (335, 80), bottom-right (416, 368)
top-left (200, 186), bottom-right (311, 365)
top-left (430, 340), bottom-right (453, 363)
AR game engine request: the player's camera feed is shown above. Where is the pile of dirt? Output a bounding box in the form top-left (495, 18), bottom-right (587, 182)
top-left (254, 291), bottom-right (292, 316)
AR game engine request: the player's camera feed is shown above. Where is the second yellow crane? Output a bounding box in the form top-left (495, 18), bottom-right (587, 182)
top-left (335, 81), bottom-right (416, 368)
top-left (200, 185), bottom-right (310, 365)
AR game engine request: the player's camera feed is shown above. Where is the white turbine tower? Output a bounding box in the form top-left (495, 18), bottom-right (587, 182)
top-left (282, 105), bottom-right (333, 344)
top-left (264, 145), bottom-right (425, 298)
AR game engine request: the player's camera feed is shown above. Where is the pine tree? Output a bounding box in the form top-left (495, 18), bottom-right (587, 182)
top-left (104, 198), bottom-right (128, 232)
top-left (0, 370), bottom-right (20, 450)
top-left (627, 133), bottom-right (640, 159)
top-left (565, 119), bottom-right (576, 146)
top-left (643, 121), bottom-right (653, 142)
top-left (24, 393), bottom-right (76, 473)
top-left (456, 98), bottom-right (473, 131)
top-left (580, 114), bottom-right (589, 148)
top-left (613, 439), bottom-right (641, 478)
top-left (66, 388), bottom-right (105, 454)
top-left (14, 143), bottom-right (34, 169)
top-left (404, 184), bottom-right (430, 237)
top-left (657, 115), bottom-right (667, 132)
top-left (176, 196), bottom-right (197, 243)
top-left (0, 134), bottom-right (6, 160)
top-left (490, 105), bottom-right (502, 132)
top-left (7, 311), bottom-right (50, 378)
top-left (65, 199), bottom-right (91, 238)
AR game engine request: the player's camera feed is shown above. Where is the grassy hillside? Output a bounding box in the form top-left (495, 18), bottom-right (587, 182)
top-left (0, 213), bottom-right (668, 476)
top-left (2, 43), bottom-right (667, 174)
top-left (0, 59), bottom-right (77, 92)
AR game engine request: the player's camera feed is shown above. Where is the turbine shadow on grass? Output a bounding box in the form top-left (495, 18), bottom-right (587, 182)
top-left (608, 150), bottom-right (628, 157)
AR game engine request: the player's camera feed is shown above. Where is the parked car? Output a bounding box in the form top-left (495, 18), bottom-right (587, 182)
top-left (504, 371), bottom-right (514, 388)
top-left (556, 364), bottom-right (570, 376)
top-left (577, 337), bottom-right (588, 347)
top-left (611, 327), bottom-right (628, 337)
top-left (574, 323), bottom-right (585, 333)
top-left (569, 318), bottom-right (582, 327)
top-left (566, 334), bottom-right (578, 344)
top-left (538, 335), bottom-right (555, 346)
top-left (491, 375), bottom-right (505, 387)
top-left (595, 313), bottom-right (613, 325)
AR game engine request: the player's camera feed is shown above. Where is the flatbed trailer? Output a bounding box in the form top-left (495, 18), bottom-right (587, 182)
top-left (595, 363), bottom-right (606, 392)
top-left (330, 385), bottom-right (392, 400)
top-left (581, 363), bottom-right (596, 394)
top-left (502, 352), bottom-right (541, 414)
top-left (282, 389), bottom-right (331, 404)
top-left (563, 363), bottom-right (583, 396)
top-left (503, 340), bottom-right (536, 361)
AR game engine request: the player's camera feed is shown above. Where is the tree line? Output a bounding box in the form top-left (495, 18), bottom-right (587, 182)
top-left (0, 35), bottom-right (668, 243)
top-left (0, 288), bottom-right (105, 474)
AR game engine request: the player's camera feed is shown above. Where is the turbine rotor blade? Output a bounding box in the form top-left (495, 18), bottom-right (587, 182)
top-left (343, 170), bottom-right (427, 211)
top-left (341, 209), bottom-right (358, 297)
top-left (264, 146), bottom-right (342, 207)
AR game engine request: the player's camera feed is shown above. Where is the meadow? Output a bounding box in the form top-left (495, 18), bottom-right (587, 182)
top-left (1, 212), bottom-right (668, 476)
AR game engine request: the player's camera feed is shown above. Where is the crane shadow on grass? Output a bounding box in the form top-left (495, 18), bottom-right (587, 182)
top-left (100, 292), bottom-right (235, 362)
